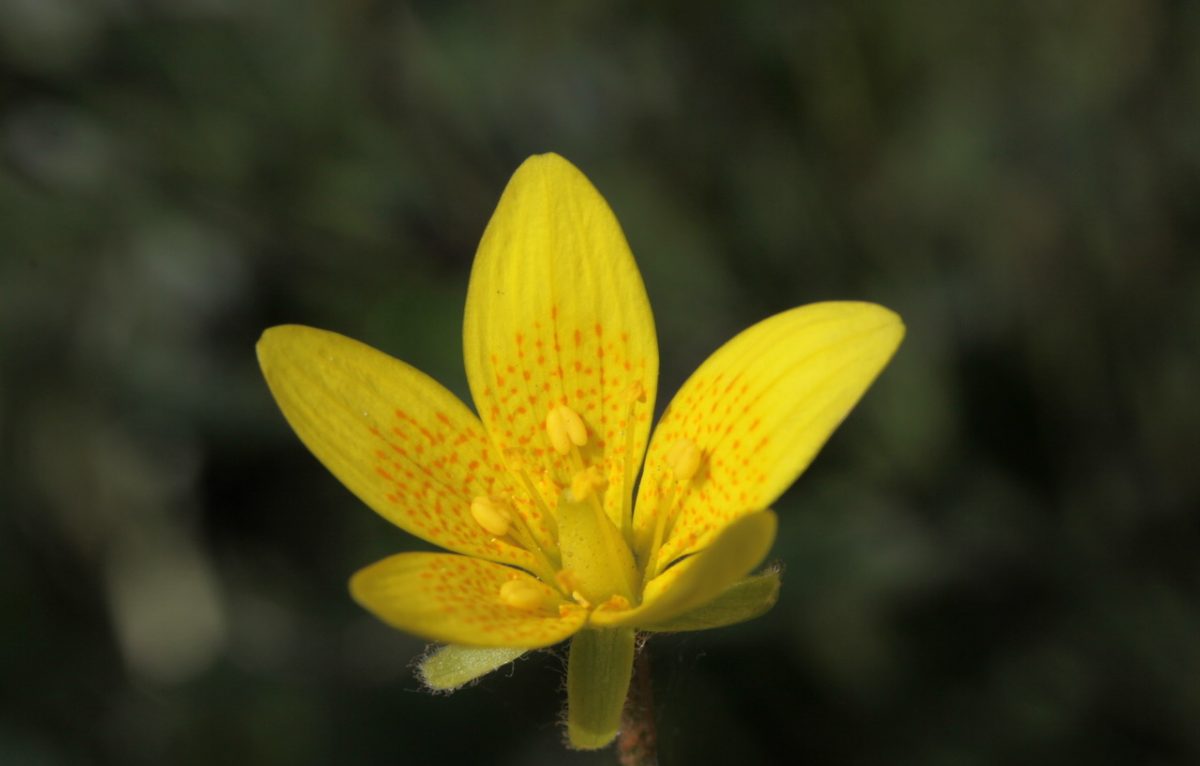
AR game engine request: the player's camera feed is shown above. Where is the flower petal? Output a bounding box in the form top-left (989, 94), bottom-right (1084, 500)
top-left (632, 302), bottom-right (903, 571)
top-left (590, 511), bottom-right (777, 629)
top-left (417, 644), bottom-right (528, 691)
top-left (640, 570), bottom-right (780, 633)
top-left (350, 553), bottom-right (587, 648)
top-left (566, 627), bottom-right (635, 749)
top-left (463, 154), bottom-right (658, 531)
top-left (257, 325), bottom-right (555, 572)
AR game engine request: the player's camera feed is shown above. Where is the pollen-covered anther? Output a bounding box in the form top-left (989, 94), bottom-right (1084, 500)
top-left (498, 579), bottom-right (552, 611)
top-left (546, 405), bottom-right (587, 454)
top-left (470, 496), bottom-right (512, 537)
top-left (666, 437), bottom-right (703, 481)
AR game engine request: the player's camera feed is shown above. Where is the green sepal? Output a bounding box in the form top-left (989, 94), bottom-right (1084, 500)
top-left (417, 644), bottom-right (528, 692)
top-left (566, 628), bottom-right (635, 749)
top-left (641, 569), bottom-right (780, 633)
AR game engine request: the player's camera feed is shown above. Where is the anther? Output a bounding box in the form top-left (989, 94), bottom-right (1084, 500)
top-left (545, 408), bottom-right (571, 454)
top-left (559, 406), bottom-right (587, 447)
top-left (499, 579), bottom-right (550, 611)
top-left (470, 496), bottom-right (512, 537)
top-left (546, 405), bottom-right (587, 454)
top-left (666, 438), bottom-right (702, 481)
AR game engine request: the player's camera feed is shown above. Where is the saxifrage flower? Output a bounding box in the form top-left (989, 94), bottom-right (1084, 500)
top-left (257, 154), bottom-right (903, 749)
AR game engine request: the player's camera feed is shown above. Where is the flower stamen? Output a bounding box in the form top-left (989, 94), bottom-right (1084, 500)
top-left (470, 496), bottom-right (512, 537)
top-left (546, 405), bottom-right (588, 455)
top-left (499, 579), bottom-right (553, 611)
top-left (503, 449), bottom-right (558, 527)
top-left (645, 437), bottom-right (703, 578)
top-left (619, 383), bottom-right (646, 540)
top-left (476, 458), bottom-right (563, 581)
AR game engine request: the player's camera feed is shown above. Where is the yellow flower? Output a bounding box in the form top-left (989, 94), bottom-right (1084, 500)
top-left (257, 154), bottom-right (904, 749)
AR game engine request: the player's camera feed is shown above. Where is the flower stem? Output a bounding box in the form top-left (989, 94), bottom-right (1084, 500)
top-left (617, 641), bottom-right (657, 766)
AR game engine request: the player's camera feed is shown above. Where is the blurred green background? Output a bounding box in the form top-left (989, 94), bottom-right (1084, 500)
top-left (3, 1), bottom-right (1198, 764)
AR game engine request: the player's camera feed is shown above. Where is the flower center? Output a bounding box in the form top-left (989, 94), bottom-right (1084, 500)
top-left (469, 391), bottom-right (658, 614)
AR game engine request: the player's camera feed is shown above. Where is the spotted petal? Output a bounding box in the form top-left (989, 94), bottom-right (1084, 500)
top-left (632, 302), bottom-right (903, 572)
top-left (351, 553), bottom-right (588, 648)
top-left (463, 154), bottom-right (658, 531)
top-left (258, 325), bottom-right (555, 572)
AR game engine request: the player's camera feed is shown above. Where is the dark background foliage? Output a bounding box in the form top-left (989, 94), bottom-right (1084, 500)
top-left (3, 1), bottom-right (1198, 764)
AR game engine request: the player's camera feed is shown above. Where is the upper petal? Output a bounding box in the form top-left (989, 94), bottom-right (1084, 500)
top-left (632, 302), bottom-right (903, 572)
top-left (257, 325), bottom-right (553, 571)
top-left (463, 154), bottom-right (659, 531)
top-left (351, 552), bottom-right (587, 648)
